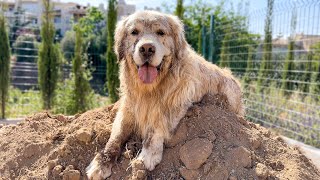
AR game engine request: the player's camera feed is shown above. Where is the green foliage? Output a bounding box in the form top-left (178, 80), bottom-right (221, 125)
top-left (299, 52), bottom-right (313, 94)
top-left (243, 46), bottom-right (254, 89)
top-left (6, 88), bottom-right (41, 118)
top-left (13, 35), bottom-right (38, 62)
top-left (38, 0), bottom-right (61, 109)
top-left (60, 31), bottom-right (75, 62)
top-left (70, 27), bottom-right (94, 113)
top-left (310, 43), bottom-right (320, 101)
top-left (77, 7), bottom-right (104, 37)
top-left (106, 0), bottom-right (119, 103)
top-left (257, 0), bottom-right (274, 93)
top-left (174, 0), bottom-right (184, 20)
top-left (219, 26), bottom-right (231, 67)
top-left (0, 12), bottom-right (10, 119)
top-left (281, 41), bottom-right (295, 96)
top-left (183, 0), bottom-right (213, 52)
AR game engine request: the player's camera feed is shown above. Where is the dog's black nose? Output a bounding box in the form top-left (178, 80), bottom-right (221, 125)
top-left (139, 43), bottom-right (155, 60)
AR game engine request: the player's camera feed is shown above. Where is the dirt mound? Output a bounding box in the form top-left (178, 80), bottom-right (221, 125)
top-left (0, 95), bottom-right (319, 180)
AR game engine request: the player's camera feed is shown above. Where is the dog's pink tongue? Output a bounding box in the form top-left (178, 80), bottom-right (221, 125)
top-left (138, 64), bottom-right (158, 84)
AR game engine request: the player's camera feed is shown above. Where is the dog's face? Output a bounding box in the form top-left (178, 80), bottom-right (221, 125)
top-left (114, 11), bottom-right (187, 85)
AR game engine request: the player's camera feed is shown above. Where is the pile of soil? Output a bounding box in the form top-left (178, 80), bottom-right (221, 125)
top-left (0, 95), bottom-right (319, 180)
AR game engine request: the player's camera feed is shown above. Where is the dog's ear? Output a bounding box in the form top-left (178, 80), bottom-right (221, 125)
top-left (167, 15), bottom-right (187, 60)
top-left (114, 17), bottom-right (128, 62)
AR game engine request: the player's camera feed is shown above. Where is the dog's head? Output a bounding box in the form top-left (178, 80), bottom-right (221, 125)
top-left (114, 11), bottom-right (187, 85)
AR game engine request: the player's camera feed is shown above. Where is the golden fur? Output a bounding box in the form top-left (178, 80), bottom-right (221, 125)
top-left (87, 11), bottom-right (244, 179)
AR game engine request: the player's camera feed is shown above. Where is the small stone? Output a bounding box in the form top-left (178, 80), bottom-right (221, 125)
top-left (62, 169), bottom-right (80, 180)
top-left (56, 114), bottom-right (67, 121)
top-left (255, 163), bottom-right (269, 179)
top-left (52, 165), bottom-right (63, 176)
top-left (227, 146), bottom-right (251, 168)
top-left (179, 138), bottom-right (213, 169)
top-left (47, 159), bottom-right (58, 170)
top-left (166, 121), bottom-right (188, 147)
top-left (229, 175), bottom-right (237, 180)
top-left (0, 124), bottom-right (3, 128)
top-left (75, 128), bottom-right (92, 143)
top-left (250, 137), bottom-right (262, 149)
top-left (179, 167), bottom-right (199, 180)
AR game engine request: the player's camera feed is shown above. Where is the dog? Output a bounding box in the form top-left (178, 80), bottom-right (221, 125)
top-left (86, 10), bottom-right (244, 179)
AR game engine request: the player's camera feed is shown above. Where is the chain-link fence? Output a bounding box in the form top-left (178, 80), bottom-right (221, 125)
top-left (208, 0), bottom-right (320, 147)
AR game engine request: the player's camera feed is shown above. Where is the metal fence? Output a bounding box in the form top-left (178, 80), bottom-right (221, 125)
top-left (3, 0), bottom-right (320, 148)
top-left (211, 0), bottom-right (320, 147)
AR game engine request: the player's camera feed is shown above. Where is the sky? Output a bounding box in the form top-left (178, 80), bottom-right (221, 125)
top-left (58, 0), bottom-right (267, 11)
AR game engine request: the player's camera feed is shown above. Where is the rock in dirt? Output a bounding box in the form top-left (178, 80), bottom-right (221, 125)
top-left (227, 146), bottom-right (252, 168)
top-left (255, 163), bottom-right (269, 179)
top-left (179, 138), bottom-right (213, 169)
top-left (0, 95), bottom-right (319, 179)
top-left (179, 167), bottom-right (199, 180)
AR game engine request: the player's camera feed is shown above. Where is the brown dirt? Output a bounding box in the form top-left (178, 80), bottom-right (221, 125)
top-left (0, 94), bottom-right (319, 180)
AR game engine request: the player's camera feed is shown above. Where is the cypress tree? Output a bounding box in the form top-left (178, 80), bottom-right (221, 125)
top-left (310, 50), bottom-right (320, 101)
top-left (219, 26), bottom-right (231, 68)
top-left (299, 52), bottom-right (312, 94)
top-left (0, 10), bottom-right (10, 119)
top-left (175, 0), bottom-right (184, 20)
top-left (281, 40), bottom-right (295, 96)
top-left (72, 27), bottom-right (93, 113)
top-left (38, 0), bottom-right (61, 109)
top-left (243, 46), bottom-right (254, 89)
top-left (106, 0), bottom-right (119, 103)
top-left (257, 0), bottom-right (274, 93)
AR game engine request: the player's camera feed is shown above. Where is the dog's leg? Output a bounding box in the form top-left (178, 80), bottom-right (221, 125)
top-left (86, 107), bottom-right (134, 180)
top-left (137, 129), bottom-right (164, 171)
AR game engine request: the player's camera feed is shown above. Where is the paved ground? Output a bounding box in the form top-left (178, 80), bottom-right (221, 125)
top-left (282, 136), bottom-right (320, 171)
top-left (1, 118), bottom-right (319, 170)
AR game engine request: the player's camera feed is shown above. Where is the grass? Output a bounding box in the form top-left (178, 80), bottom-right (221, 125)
top-left (6, 87), bottom-right (110, 118)
top-left (242, 80), bottom-right (320, 148)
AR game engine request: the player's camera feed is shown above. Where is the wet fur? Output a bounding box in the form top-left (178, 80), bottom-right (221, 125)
top-left (87, 11), bottom-right (244, 179)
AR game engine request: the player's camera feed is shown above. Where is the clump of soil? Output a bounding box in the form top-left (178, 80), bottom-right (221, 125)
top-left (0, 94), bottom-right (319, 180)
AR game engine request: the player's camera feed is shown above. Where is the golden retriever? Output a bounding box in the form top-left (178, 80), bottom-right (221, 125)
top-left (86, 10), bottom-right (244, 179)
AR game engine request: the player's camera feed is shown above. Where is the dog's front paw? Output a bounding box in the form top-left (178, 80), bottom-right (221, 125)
top-left (86, 153), bottom-right (112, 180)
top-left (137, 147), bottom-right (163, 171)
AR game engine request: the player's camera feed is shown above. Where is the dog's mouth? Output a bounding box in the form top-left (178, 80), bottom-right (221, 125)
top-left (137, 62), bottom-right (162, 84)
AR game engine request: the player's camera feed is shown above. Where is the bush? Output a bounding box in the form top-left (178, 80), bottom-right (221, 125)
top-left (13, 35), bottom-right (38, 62)
top-left (60, 30), bottom-right (75, 62)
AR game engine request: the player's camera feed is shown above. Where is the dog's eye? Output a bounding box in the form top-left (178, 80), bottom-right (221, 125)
top-left (131, 29), bottom-right (139, 36)
top-left (157, 30), bottom-right (165, 36)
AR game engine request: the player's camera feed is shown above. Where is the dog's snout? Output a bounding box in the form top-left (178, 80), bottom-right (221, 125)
top-left (139, 43), bottom-right (156, 60)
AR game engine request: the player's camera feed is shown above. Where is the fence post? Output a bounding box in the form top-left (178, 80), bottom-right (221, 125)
top-left (201, 25), bottom-right (206, 58)
top-left (208, 14), bottom-right (215, 63)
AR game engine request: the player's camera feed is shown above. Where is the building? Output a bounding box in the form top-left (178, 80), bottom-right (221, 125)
top-left (117, 0), bottom-right (135, 20)
top-left (2, 0), bottom-right (88, 36)
top-left (1, 0), bottom-right (136, 36)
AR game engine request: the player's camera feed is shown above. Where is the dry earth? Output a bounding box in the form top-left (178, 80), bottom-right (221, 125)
top-left (0, 95), bottom-right (319, 180)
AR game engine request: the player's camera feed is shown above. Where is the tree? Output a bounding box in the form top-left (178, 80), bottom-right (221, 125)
top-left (0, 10), bottom-right (10, 119)
top-left (175, 0), bottom-right (184, 20)
top-left (60, 31), bottom-right (76, 62)
top-left (219, 25), bottom-right (231, 67)
top-left (310, 43), bottom-right (320, 101)
top-left (38, 0), bottom-right (61, 109)
top-left (281, 41), bottom-right (295, 96)
top-left (71, 27), bottom-right (94, 113)
top-left (257, 0), bottom-right (274, 93)
top-left (106, 0), bottom-right (119, 103)
top-left (243, 46), bottom-right (254, 89)
top-left (299, 52), bottom-right (313, 94)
